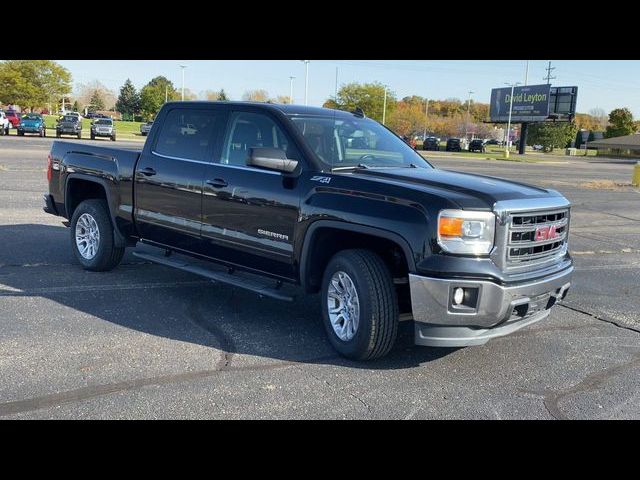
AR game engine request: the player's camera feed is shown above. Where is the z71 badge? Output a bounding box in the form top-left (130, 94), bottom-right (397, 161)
top-left (310, 176), bottom-right (331, 184)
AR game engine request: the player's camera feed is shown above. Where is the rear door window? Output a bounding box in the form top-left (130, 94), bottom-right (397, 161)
top-left (154, 108), bottom-right (221, 162)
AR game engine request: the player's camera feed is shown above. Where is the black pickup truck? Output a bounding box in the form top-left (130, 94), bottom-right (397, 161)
top-left (43, 101), bottom-right (573, 360)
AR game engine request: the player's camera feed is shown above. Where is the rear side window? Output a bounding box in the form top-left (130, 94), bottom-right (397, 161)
top-left (154, 108), bottom-right (220, 162)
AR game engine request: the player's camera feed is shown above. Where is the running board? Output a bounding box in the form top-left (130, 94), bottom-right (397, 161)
top-left (132, 251), bottom-right (294, 302)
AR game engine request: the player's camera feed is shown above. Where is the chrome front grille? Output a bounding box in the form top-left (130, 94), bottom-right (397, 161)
top-left (506, 208), bottom-right (569, 268)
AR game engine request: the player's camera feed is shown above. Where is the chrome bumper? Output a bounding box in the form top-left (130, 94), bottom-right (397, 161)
top-left (410, 266), bottom-right (573, 347)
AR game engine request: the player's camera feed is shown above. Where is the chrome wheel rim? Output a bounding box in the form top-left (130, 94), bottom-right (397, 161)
top-left (75, 213), bottom-right (100, 260)
top-left (327, 271), bottom-right (360, 341)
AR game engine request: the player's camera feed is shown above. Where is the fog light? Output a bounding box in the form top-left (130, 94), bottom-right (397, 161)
top-left (453, 287), bottom-right (464, 305)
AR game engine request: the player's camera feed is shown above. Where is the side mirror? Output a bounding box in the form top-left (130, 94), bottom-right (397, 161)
top-left (247, 147), bottom-right (298, 174)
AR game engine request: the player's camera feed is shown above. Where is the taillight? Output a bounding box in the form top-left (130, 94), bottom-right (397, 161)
top-left (47, 154), bottom-right (52, 182)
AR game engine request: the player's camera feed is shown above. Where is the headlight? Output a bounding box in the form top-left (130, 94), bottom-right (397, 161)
top-left (437, 209), bottom-right (495, 255)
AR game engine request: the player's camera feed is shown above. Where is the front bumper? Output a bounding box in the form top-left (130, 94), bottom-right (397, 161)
top-left (410, 266), bottom-right (573, 347)
top-left (93, 130), bottom-right (113, 137)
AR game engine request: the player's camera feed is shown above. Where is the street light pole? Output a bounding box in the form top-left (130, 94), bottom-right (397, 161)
top-left (179, 64), bottom-right (186, 101)
top-left (524, 60), bottom-right (530, 86)
top-left (464, 90), bottom-right (474, 142)
top-left (504, 82), bottom-right (521, 158)
top-left (302, 60), bottom-right (310, 105)
top-left (289, 76), bottom-right (295, 104)
top-left (423, 98), bottom-right (429, 140)
top-left (382, 87), bottom-right (387, 125)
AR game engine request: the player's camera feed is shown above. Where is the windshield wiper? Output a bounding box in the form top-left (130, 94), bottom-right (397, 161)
top-left (331, 163), bottom-right (371, 171)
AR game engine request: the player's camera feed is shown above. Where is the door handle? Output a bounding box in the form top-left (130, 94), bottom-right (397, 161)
top-left (206, 178), bottom-right (228, 188)
top-left (140, 167), bottom-right (157, 176)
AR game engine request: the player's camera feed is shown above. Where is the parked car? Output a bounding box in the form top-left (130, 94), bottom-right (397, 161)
top-left (5, 110), bottom-right (21, 129)
top-left (446, 138), bottom-right (462, 151)
top-left (423, 137), bottom-right (439, 151)
top-left (90, 118), bottom-right (116, 141)
top-left (0, 112), bottom-right (10, 135)
top-left (485, 139), bottom-right (501, 146)
top-left (17, 113), bottom-right (46, 137)
top-left (43, 101), bottom-right (573, 360)
top-left (140, 121), bottom-right (153, 136)
top-left (402, 135), bottom-right (417, 149)
top-left (84, 112), bottom-right (100, 119)
top-left (532, 144), bottom-right (544, 151)
top-left (56, 114), bottom-right (82, 139)
top-left (468, 139), bottom-right (486, 153)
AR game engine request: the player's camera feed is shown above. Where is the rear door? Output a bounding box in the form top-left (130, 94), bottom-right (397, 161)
top-left (134, 105), bottom-right (226, 252)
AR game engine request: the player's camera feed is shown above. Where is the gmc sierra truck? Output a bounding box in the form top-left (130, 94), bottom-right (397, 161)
top-left (43, 101), bottom-right (573, 360)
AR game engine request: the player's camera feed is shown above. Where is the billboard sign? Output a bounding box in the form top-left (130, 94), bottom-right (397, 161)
top-left (490, 84), bottom-right (551, 122)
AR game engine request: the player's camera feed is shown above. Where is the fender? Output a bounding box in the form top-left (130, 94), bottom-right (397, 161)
top-left (64, 173), bottom-right (127, 248)
top-left (299, 220), bottom-right (417, 291)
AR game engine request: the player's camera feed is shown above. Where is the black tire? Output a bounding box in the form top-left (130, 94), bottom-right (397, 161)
top-left (56, 133), bottom-right (60, 138)
top-left (90, 133), bottom-right (95, 140)
top-left (321, 249), bottom-right (398, 360)
top-left (77, 132), bottom-right (82, 139)
top-left (40, 128), bottom-right (44, 137)
top-left (42, 129), bottom-right (46, 137)
top-left (4, 127), bottom-right (8, 135)
top-left (111, 135), bottom-right (116, 142)
top-left (70, 199), bottom-right (125, 272)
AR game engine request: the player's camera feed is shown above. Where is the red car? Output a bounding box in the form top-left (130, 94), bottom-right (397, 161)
top-left (5, 110), bottom-right (21, 128)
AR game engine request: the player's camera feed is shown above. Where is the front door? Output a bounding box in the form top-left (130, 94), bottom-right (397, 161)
top-left (200, 109), bottom-right (303, 279)
top-left (134, 106), bottom-right (224, 252)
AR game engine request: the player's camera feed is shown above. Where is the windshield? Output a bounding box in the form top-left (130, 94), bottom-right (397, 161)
top-left (290, 115), bottom-right (432, 170)
top-left (62, 115), bottom-right (77, 122)
top-left (22, 114), bottom-right (40, 121)
top-left (95, 119), bottom-right (112, 125)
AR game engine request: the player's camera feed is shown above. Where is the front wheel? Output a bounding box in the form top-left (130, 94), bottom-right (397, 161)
top-left (77, 132), bottom-right (82, 139)
top-left (321, 249), bottom-right (398, 360)
top-left (70, 199), bottom-right (125, 271)
top-left (111, 135), bottom-right (116, 142)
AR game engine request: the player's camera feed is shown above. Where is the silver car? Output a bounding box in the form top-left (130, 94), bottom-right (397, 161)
top-left (90, 118), bottom-right (116, 141)
top-left (140, 121), bottom-right (153, 136)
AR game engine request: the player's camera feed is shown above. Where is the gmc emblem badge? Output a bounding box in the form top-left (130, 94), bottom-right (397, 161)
top-left (535, 225), bottom-right (559, 241)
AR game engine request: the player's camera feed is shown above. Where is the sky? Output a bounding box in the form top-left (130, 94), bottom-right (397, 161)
top-left (56, 60), bottom-right (640, 117)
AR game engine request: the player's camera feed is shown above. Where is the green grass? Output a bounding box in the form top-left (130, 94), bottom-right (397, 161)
top-left (42, 115), bottom-right (146, 141)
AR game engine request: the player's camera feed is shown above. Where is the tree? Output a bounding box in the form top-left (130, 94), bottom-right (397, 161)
top-left (527, 121), bottom-right (578, 152)
top-left (89, 90), bottom-right (105, 111)
top-left (605, 108), bottom-right (637, 138)
top-left (218, 89), bottom-right (229, 101)
top-left (387, 102), bottom-right (425, 137)
top-left (0, 60), bottom-right (71, 110)
top-left (75, 80), bottom-right (116, 111)
top-left (326, 82), bottom-right (396, 123)
top-left (72, 100), bottom-right (79, 112)
top-left (588, 107), bottom-right (608, 130)
top-left (139, 76), bottom-right (178, 120)
top-left (242, 89), bottom-right (269, 102)
top-left (115, 79), bottom-right (141, 116)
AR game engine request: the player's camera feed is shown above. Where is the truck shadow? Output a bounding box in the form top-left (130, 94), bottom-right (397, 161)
top-left (0, 224), bottom-right (457, 370)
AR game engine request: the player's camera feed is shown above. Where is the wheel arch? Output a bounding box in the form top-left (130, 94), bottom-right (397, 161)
top-left (299, 220), bottom-right (416, 294)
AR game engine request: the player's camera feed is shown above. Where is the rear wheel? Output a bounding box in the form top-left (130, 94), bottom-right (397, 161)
top-left (111, 135), bottom-right (116, 141)
top-left (70, 199), bottom-right (125, 272)
top-left (321, 249), bottom-right (398, 360)
top-left (90, 133), bottom-right (95, 140)
top-left (77, 132), bottom-right (82, 139)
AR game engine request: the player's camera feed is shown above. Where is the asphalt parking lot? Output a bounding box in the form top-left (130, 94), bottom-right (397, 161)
top-left (1, 135), bottom-right (639, 419)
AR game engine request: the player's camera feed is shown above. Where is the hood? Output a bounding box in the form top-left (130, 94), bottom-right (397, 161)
top-left (346, 167), bottom-right (555, 210)
top-left (21, 118), bottom-right (43, 127)
top-left (58, 121), bottom-right (79, 127)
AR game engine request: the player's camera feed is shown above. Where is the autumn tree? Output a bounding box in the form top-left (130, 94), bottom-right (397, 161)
top-left (75, 80), bottom-right (116, 111)
top-left (605, 108), bottom-right (637, 138)
top-left (388, 102), bottom-right (425, 137)
top-left (242, 89), bottom-right (269, 102)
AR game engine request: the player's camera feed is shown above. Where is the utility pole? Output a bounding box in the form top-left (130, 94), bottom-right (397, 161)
top-left (179, 64), bottom-right (187, 101)
top-left (302, 60), bottom-right (310, 105)
top-left (382, 87), bottom-right (387, 125)
top-left (504, 82), bottom-right (521, 158)
top-left (165, 85), bottom-right (168, 103)
top-left (334, 66), bottom-right (339, 100)
top-left (423, 98), bottom-right (429, 140)
top-left (544, 61), bottom-right (556, 84)
top-left (289, 76), bottom-right (296, 104)
top-left (524, 60), bottom-right (529, 86)
top-left (464, 91), bottom-right (474, 142)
